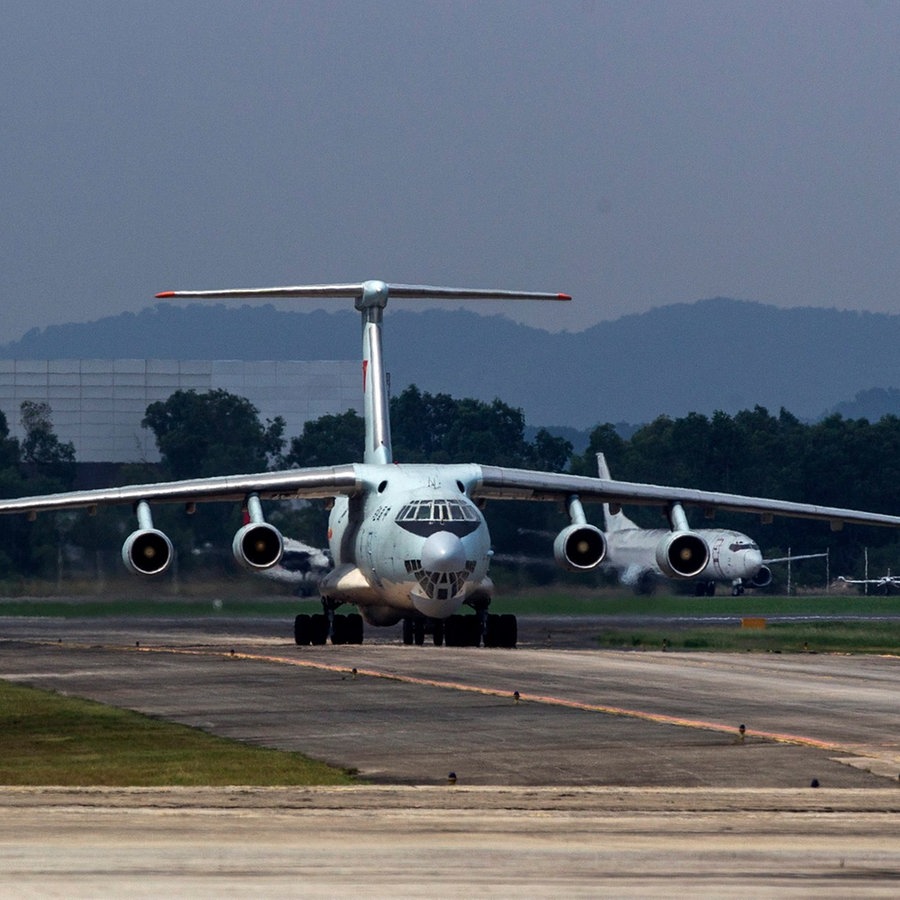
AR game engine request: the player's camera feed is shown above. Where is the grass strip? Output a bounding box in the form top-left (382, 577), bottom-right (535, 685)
top-left (592, 620), bottom-right (900, 654)
top-left (0, 680), bottom-right (356, 786)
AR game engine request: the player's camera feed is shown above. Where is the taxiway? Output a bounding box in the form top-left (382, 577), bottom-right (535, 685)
top-left (1, 613), bottom-right (898, 894)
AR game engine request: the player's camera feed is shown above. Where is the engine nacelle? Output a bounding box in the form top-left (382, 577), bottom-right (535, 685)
top-left (122, 528), bottom-right (173, 576)
top-left (232, 522), bottom-right (284, 570)
top-left (655, 532), bottom-right (710, 579)
top-left (553, 524), bottom-right (607, 572)
top-left (749, 565), bottom-right (772, 589)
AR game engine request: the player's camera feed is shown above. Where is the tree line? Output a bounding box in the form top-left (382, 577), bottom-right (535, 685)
top-left (2, 387), bottom-right (898, 584)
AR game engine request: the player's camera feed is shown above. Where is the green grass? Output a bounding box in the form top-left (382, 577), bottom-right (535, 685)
top-left (592, 620), bottom-right (900, 654)
top-left (2, 587), bottom-right (898, 619)
top-left (488, 587), bottom-right (900, 618)
top-left (0, 595), bottom-right (305, 618)
top-left (0, 680), bottom-right (356, 786)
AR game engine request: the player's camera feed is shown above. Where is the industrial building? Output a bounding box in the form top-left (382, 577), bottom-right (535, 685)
top-left (0, 359), bottom-right (361, 463)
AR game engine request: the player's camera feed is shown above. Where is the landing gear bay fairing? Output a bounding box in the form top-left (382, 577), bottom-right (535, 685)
top-left (2, 280), bottom-right (900, 648)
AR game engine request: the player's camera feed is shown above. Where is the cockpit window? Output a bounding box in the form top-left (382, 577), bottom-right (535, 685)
top-left (396, 499), bottom-right (481, 537)
top-left (397, 500), bottom-right (479, 523)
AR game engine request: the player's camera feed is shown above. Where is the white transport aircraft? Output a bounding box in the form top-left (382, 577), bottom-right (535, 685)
top-left (1, 280), bottom-right (899, 648)
top-left (595, 453), bottom-right (828, 596)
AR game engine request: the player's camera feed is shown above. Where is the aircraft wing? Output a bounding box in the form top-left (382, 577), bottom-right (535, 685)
top-left (763, 552), bottom-right (829, 564)
top-left (0, 465), bottom-right (360, 516)
top-left (474, 466), bottom-right (900, 530)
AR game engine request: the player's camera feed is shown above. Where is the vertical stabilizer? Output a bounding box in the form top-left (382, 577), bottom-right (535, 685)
top-left (357, 282), bottom-right (393, 465)
top-left (596, 452), bottom-right (640, 532)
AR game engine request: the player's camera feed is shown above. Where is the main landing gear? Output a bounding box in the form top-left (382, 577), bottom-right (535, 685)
top-left (294, 601), bottom-right (518, 648)
top-left (402, 611), bottom-right (518, 648)
top-left (294, 600), bottom-right (364, 646)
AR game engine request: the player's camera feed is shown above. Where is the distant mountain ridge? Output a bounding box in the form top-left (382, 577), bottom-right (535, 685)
top-left (3, 298), bottom-right (899, 429)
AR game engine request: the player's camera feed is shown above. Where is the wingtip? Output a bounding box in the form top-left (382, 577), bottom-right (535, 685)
top-left (558, 293), bottom-right (572, 301)
top-left (155, 291), bottom-right (175, 298)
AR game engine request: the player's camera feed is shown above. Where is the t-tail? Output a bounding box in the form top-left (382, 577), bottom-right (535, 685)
top-left (156, 280), bottom-right (570, 465)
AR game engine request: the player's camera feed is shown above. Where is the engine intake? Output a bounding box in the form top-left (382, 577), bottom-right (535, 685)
top-left (122, 528), bottom-right (173, 576)
top-left (655, 531), bottom-right (709, 579)
top-left (554, 524), bottom-right (607, 571)
top-left (749, 565), bottom-right (772, 589)
top-left (233, 522), bottom-right (284, 570)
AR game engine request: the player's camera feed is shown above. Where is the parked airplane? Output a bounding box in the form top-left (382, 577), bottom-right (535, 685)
top-left (258, 536), bottom-right (332, 596)
top-left (2, 280), bottom-right (900, 648)
top-left (837, 573), bottom-right (900, 593)
top-left (595, 454), bottom-right (827, 595)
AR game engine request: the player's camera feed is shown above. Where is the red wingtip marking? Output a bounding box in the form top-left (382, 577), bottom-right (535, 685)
top-left (155, 291), bottom-right (175, 298)
top-left (558, 293), bottom-right (572, 300)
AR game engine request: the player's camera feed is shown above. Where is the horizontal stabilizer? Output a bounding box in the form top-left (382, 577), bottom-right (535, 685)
top-left (156, 280), bottom-right (570, 304)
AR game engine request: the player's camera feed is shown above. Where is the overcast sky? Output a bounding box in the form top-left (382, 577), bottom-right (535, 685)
top-left (2, 1), bottom-right (899, 340)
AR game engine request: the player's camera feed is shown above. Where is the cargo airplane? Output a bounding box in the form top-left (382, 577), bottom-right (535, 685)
top-left (1, 280), bottom-right (899, 648)
top-left (595, 454), bottom-right (828, 596)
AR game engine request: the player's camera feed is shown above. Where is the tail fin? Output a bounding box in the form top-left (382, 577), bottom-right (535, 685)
top-left (156, 280), bottom-right (570, 467)
top-left (596, 452), bottom-right (640, 532)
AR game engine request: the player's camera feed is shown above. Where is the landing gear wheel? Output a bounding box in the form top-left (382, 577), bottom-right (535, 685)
top-left (498, 614), bottom-right (518, 649)
top-left (346, 613), bottom-right (364, 644)
top-left (310, 613), bottom-right (329, 645)
top-left (294, 613), bottom-right (311, 646)
top-left (331, 613), bottom-right (348, 645)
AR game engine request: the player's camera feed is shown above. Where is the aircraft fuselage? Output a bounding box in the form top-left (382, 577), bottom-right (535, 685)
top-left (321, 464), bottom-right (493, 625)
top-left (608, 526), bottom-right (763, 585)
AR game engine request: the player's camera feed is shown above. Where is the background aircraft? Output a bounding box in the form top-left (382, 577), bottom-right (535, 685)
top-left (258, 536), bottom-right (332, 596)
top-left (595, 454), bottom-right (828, 595)
top-left (2, 279), bottom-right (900, 648)
top-left (837, 573), bottom-right (900, 594)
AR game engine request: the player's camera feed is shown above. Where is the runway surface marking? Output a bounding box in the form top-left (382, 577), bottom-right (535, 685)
top-left (13, 636), bottom-right (892, 769)
top-left (118, 641), bottom-right (870, 758)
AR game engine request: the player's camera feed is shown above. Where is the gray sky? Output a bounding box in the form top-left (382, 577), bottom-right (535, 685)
top-left (2, 0), bottom-right (899, 340)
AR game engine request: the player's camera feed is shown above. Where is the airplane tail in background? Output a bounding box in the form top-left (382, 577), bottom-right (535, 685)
top-left (157, 280), bottom-right (569, 467)
top-left (596, 452), bottom-right (641, 532)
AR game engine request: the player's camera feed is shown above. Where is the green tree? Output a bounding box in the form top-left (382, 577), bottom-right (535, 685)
top-left (20, 400), bottom-right (76, 488)
top-left (285, 409), bottom-right (364, 467)
top-left (142, 389), bottom-right (285, 479)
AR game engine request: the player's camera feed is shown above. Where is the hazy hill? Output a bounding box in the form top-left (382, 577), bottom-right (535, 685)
top-left (3, 298), bottom-right (900, 429)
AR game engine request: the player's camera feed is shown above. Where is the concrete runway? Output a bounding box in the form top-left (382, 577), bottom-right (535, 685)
top-left (1, 613), bottom-right (899, 894)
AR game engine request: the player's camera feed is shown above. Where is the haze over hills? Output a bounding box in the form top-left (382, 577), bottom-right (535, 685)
top-left (2, 298), bottom-right (899, 430)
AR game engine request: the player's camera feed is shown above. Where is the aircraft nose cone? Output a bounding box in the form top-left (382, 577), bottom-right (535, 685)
top-left (745, 547), bottom-right (763, 573)
top-left (421, 531), bottom-right (466, 573)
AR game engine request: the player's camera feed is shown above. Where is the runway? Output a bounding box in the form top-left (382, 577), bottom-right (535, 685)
top-left (1, 613), bottom-right (898, 894)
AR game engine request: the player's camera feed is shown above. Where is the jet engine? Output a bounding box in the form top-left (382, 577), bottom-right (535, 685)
top-left (655, 531), bottom-right (709, 579)
top-left (749, 565), bottom-right (772, 589)
top-left (554, 523), bottom-right (607, 571)
top-left (122, 528), bottom-right (173, 576)
top-left (232, 521), bottom-right (284, 570)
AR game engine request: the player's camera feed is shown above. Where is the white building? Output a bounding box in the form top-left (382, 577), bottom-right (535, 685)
top-left (0, 359), bottom-right (361, 463)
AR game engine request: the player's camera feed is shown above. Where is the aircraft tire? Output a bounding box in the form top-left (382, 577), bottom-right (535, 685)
top-left (294, 613), bottom-right (311, 646)
top-left (402, 618), bottom-right (414, 645)
top-left (346, 613), bottom-right (364, 644)
top-left (444, 614), bottom-right (465, 647)
top-left (483, 613), bottom-right (501, 648)
top-left (310, 613), bottom-right (329, 645)
top-left (499, 614), bottom-right (518, 649)
top-left (413, 618), bottom-right (425, 645)
top-left (432, 619), bottom-right (444, 647)
top-left (331, 614), bottom-right (348, 645)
